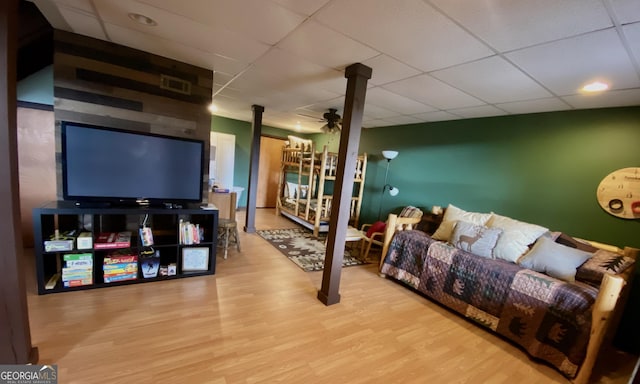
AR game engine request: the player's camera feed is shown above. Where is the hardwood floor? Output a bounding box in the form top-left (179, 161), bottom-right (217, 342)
top-left (24, 208), bottom-right (636, 383)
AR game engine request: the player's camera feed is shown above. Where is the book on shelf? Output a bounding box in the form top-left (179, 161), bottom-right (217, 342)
top-left (94, 232), bottom-right (132, 249)
top-left (178, 220), bottom-right (201, 245)
top-left (45, 273), bottom-right (60, 290)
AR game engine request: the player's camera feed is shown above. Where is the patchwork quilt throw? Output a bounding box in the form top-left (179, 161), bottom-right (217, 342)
top-left (380, 230), bottom-right (598, 378)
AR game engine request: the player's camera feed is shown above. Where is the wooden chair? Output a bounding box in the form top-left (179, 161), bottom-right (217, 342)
top-left (360, 206), bottom-right (423, 262)
top-left (209, 191), bottom-right (240, 259)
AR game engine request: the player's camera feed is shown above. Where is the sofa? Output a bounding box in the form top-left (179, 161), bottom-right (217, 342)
top-left (379, 204), bottom-right (638, 384)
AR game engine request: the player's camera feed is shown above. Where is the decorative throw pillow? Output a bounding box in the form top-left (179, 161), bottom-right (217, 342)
top-left (486, 213), bottom-right (548, 263)
top-left (576, 249), bottom-right (635, 286)
top-left (449, 221), bottom-right (503, 258)
top-left (518, 236), bottom-right (593, 282)
top-left (299, 185), bottom-right (309, 199)
top-left (554, 233), bottom-right (599, 253)
top-left (399, 205), bottom-right (422, 219)
top-left (366, 221), bottom-right (387, 238)
top-left (286, 182), bottom-right (297, 198)
top-left (431, 204), bottom-right (492, 242)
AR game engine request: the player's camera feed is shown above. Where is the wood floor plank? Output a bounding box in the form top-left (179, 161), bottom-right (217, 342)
top-left (24, 208), bottom-right (635, 383)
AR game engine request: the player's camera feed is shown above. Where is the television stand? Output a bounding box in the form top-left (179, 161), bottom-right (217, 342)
top-left (33, 201), bottom-right (218, 294)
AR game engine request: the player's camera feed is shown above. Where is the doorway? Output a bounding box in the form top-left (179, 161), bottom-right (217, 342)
top-left (257, 136), bottom-right (285, 208)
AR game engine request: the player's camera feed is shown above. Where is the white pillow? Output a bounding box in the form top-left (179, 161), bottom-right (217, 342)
top-left (286, 182), bottom-right (297, 198)
top-left (300, 185), bottom-right (309, 199)
top-left (432, 204), bottom-right (492, 242)
top-left (486, 213), bottom-right (548, 263)
top-left (449, 221), bottom-right (503, 259)
top-left (518, 236), bottom-right (593, 282)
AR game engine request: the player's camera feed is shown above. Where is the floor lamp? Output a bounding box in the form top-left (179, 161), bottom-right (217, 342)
top-left (378, 150), bottom-right (399, 221)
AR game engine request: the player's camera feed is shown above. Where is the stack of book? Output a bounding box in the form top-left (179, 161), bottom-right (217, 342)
top-left (103, 253), bottom-right (138, 283)
top-left (62, 253), bottom-right (93, 287)
top-left (179, 220), bottom-right (201, 245)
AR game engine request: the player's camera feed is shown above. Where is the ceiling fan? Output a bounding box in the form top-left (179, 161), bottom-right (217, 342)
top-left (320, 108), bottom-right (342, 134)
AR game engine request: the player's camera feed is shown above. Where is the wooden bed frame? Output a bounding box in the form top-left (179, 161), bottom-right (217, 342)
top-left (379, 213), bottom-right (639, 384)
top-left (276, 143), bottom-right (367, 237)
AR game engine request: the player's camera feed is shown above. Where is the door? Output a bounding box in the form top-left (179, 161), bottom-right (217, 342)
top-left (209, 131), bottom-right (235, 189)
top-left (257, 136), bottom-right (285, 208)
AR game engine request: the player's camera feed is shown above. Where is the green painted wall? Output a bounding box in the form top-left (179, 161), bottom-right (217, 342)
top-left (211, 115), bottom-right (310, 207)
top-left (216, 106), bottom-right (640, 249)
top-left (358, 106), bottom-right (640, 249)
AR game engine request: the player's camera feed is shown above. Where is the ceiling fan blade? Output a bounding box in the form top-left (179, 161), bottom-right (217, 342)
top-left (296, 112), bottom-right (322, 121)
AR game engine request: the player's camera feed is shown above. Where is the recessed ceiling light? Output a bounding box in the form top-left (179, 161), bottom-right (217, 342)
top-left (128, 13), bottom-right (157, 26)
top-left (208, 103), bottom-right (218, 114)
top-left (582, 81), bottom-right (609, 93)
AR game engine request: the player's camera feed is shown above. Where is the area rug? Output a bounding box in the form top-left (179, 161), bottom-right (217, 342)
top-left (257, 228), bottom-right (367, 272)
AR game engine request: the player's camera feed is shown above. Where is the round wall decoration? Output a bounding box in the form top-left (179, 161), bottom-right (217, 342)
top-left (596, 167), bottom-right (640, 219)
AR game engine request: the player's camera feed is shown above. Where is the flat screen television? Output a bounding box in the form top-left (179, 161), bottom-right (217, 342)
top-left (61, 121), bottom-right (205, 207)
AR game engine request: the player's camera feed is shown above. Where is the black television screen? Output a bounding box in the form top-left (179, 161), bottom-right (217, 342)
top-left (61, 121), bottom-right (204, 206)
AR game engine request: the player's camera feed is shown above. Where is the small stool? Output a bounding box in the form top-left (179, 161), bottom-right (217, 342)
top-left (218, 218), bottom-right (240, 259)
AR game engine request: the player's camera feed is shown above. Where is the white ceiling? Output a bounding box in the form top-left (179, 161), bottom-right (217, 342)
top-left (31, 0), bottom-right (640, 133)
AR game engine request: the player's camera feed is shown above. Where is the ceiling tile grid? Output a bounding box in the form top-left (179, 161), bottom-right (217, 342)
top-left (31, 0), bottom-right (640, 132)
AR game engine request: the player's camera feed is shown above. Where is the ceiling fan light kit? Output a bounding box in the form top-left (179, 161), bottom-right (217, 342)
top-left (320, 108), bottom-right (342, 134)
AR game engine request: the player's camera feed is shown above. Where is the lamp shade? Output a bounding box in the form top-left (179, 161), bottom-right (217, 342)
top-left (382, 150), bottom-right (398, 160)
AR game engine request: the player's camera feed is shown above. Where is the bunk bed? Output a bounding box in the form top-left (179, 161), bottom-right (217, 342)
top-left (276, 138), bottom-right (367, 237)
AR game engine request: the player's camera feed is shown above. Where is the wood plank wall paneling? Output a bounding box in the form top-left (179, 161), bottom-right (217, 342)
top-left (52, 30), bottom-right (213, 201)
top-left (17, 107), bottom-right (56, 248)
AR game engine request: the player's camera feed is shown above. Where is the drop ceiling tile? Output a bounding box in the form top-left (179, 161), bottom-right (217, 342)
top-left (361, 104), bottom-right (397, 120)
top-left (52, 0), bottom-right (94, 13)
top-left (278, 20), bottom-right (380, 70)
top-left (247, 48), bottom-right (347, 95)
top-left (213, 71), bottom-right (239, 87)
top-left (297, 97), bottom-right (346, 115)
top-left (610, 0), bottom-right (640, 24)
top-left (286, 85), bottom-right (342, 106)
top-left (105, 23), bottom-right (225, 72)
top-left (430, 56), bottom-right (552, 103)
top-left (624, 23), bottom-right (640, 65)
top-left (383, 74), bottom-right (485, 110)
top-left (365, 87), bottom-right (437, 114)
top-left (506, 29), bottom-right (640, 95)
top-left (270, 0), bottom-right (332, 17)
top-left (562, 88), bottom-right (640, 109)
top-left (315, 0), bottom-right (493, 72)
top-left (412, 110), bottom-right (463, 122)
top-left (361, 55), bottom-right (422, 85)
top-left (363, 119), bottom-right (392, 128)
top-left (381, 115), bottom-right (423, 126)
top-left (212, 95), bottom-right (254, 119)
top-left (495, 97), bottom-right (570, 114)
top-left (431, 0), bottom-right (612, 52)
top-left (58, 6), bottom-right (107, 40)
top-left (208, 56), bottom-right (248, 78)
top-left (227, 67), bottom-right (285, 94)
top-left (447, 105), bottom-right (507, 119)
top-left (139, 0), bottom-right (305, 45)
top-left (95, 0), bottom-right (271, 63)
